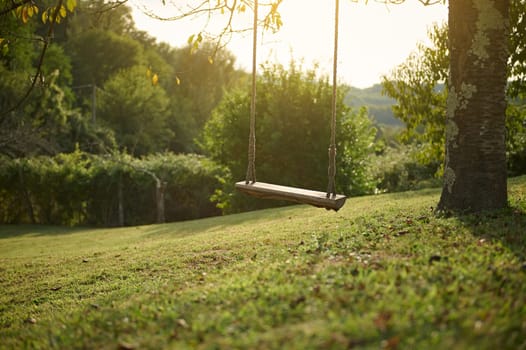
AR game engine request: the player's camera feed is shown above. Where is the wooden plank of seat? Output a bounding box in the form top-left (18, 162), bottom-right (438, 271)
top-left (235, 181), bottom-right (346, 211)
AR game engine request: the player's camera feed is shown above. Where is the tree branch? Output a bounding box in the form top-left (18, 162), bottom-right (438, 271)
top-left (0, 0), bottom-right (63, 121)
top-left (0, 0), bottom-right (32, 17)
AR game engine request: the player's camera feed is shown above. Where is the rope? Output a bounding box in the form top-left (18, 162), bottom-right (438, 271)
top-left (327, 0), bottom-right (339, 198)
top-left (245, 0), bottom-right (258, 184)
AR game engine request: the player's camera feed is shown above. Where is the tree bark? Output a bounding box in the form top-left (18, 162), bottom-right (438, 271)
top-left (438, 0), bottom-right (510, 212)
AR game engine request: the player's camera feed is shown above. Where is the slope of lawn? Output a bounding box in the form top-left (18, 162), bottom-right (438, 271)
top-left (1, 177), bottom-right (525, 349)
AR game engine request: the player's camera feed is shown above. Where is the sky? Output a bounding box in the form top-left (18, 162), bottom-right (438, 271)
top-left (130, 0), bottom-right (448, 88)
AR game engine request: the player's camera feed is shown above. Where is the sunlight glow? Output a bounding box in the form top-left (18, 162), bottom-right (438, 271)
top-left (130, 0), bottom-right (447, 88)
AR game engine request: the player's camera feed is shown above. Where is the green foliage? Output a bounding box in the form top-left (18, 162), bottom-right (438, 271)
top-left (201, 61), bottom-right (377, 211)
top-left (509, 0), bottom-right (526, 98)
top-left (41, 43), bottom-right (73, 88)
top-left (371, 145), bottom-right (441, 193)
top-left (337, 107), bottom-right (378, 195)
top-left (1, 177), bottom-right (525, 349)
top-left (2, 1), bottom-right (245, 159)
top-left (98, 65), bottom-right (172, 156)
top-left (381, 23), bottom-right (448, 173)
top-left (68, 29), bottom-right (144, 87)
top-left (0, 13), bottom-right (35, 69)
top-left (383, 5), bottom-right (526, 176)
top-left (0, 151), bottom-right (231, 226)
top-left (166, 41), bottom-right (242, 153)
top-left (506, 101), bottom-right (526, 175)
top-left (68, 0), bottom-right (135, 36)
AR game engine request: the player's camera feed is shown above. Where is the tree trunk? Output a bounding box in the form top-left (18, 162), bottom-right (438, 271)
top-left (438, 0), bottom-right (510, 212)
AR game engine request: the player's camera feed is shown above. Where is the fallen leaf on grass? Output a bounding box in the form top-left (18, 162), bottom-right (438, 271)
top-left (176, 318), bottom-right (189, 329)
top-left (24, 317), bottom-right (37, 324)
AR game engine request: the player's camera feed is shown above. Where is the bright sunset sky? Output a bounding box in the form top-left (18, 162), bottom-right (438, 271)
top-left (130, 0), bottom-right (448, 88)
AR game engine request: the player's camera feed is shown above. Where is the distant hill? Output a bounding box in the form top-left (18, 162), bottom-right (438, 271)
top-left (344, 84), bottom-right (402, 127)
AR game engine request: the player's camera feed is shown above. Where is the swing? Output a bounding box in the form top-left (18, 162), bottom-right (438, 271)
top-left (235, 0), bottom-right (346, 211)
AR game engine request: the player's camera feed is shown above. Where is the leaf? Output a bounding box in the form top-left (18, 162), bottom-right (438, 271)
top-left (21, 7), bottom-right (28, 23)
top-left (176, 318), bottom-right (189, 328)
top-left (207, 56), bottom-right (214, 65)
top-left (59, 5), bottom-right (67, 18)
top-left (24, 317), bottom-right (37, 324)
top-left (152, 74), bottom-right (159, 86)
top-left (66, 0), bottom-right (77, 13)
top-left (42, 11), bottom-right (48, 24)
top-left (176, 76), bottom-right (181, 85)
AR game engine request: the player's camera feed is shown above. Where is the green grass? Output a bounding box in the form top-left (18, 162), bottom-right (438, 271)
top-left (1, 177), bottom-right (525, 349)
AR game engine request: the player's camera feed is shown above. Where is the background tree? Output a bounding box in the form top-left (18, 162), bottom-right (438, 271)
top-left (97, 65), bottom-right (172, 156)
top-left (167, 42), bottom-right (242, 153)
top-left (382, 23), bottom-right (448, 174)
top-left (68, 29), bottom-right (144, 88)
top-left (382, 0), bottom-right (525, 180)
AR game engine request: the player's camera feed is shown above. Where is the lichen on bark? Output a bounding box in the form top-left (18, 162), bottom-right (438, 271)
top-left (458, 83), bottom-right (477, 110)
top-left (471, 0), bottom-right (506, 66)
top-left (443, 166), bottom-right (456, 194)
top-left (445, 83), bottom-right (476, 150)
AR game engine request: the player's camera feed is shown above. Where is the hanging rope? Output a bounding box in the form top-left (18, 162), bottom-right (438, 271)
top-left (327, 0), bottom-right (339, 198)
top-left (245, 0), bottom-right (258, 184)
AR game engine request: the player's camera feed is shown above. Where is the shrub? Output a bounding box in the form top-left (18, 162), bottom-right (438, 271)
top-left (0, 151), bottom-right (230, 226)
top-left (371, 145), bottom-right (440, 193)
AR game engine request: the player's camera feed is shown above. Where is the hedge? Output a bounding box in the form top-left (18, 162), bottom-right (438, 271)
top-left (0, 151), bottom-right (231, 226)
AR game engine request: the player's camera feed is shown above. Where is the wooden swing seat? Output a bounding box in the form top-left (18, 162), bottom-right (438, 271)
top-left (235, 181), bottom-right (346, 211)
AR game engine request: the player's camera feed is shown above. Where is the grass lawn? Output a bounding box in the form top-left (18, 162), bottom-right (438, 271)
top-left (1, 177), bottom-right (525, 349)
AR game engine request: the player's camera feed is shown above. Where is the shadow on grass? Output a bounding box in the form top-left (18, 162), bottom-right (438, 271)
top-left (457, 206), bottom-right (526, 261)
top-left (142, 204), bottom-right (306, 238)
top-left (0, 225), bottom-right (96, 239)
top-left (0, 204), bottom-right (305, 240)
